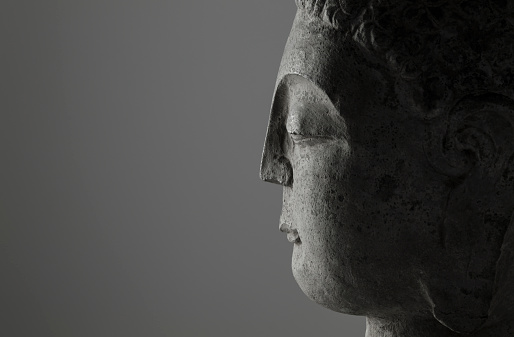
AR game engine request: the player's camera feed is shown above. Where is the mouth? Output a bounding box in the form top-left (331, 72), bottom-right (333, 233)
top-left (279, 223), bottom-right (302, 244)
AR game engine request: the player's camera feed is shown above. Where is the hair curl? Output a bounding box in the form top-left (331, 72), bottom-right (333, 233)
top-left (297, 0), bottom-right (514, 115)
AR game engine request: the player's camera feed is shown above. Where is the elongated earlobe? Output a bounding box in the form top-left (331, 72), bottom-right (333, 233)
top-left (488, 198), bottom-right (514, 326)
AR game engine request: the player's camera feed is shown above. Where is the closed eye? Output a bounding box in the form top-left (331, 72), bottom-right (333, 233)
top-left (284, 74), bottom-right (348, 145)
top-left (289, 132), bottom-right (337, 144)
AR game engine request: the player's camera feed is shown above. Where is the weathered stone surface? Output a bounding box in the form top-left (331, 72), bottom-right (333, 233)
top-left (260, 1), bottom-right (514, 336)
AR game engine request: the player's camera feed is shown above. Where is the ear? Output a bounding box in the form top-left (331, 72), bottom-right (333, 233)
top-left (422, 94), bottom-right (514, 333)
top-left (424, 94), bottom-right (506, 178)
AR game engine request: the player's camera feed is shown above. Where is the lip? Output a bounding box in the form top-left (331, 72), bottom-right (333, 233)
top-left (279, 223), bottom-right (302, 244)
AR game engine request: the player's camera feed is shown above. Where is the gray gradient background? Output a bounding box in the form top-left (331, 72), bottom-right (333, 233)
top-left (2, 1), bottom-right (365, 336)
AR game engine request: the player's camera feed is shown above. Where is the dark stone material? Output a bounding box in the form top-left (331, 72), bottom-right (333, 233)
top-left (260, 1), bottom-right (514, 336)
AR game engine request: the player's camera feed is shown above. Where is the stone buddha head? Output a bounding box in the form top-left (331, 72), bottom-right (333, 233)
top-left (260, 1), bottom-right (514, 336)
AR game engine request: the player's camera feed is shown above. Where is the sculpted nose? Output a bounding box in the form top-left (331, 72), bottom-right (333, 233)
top-left (260, 82), bottom-right (293, 187)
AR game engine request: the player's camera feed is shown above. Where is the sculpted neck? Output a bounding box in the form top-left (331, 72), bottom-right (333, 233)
top-left (365, 317), bottom-right (514, 337)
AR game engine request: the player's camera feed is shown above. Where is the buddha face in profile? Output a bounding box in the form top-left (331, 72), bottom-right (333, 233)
top-left (260, 0), bottom-right (514, 335)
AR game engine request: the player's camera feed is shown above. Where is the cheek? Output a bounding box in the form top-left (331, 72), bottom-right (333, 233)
top-left (289, 141), bottom-right (438, 281)
top-left (288, 142), bottom-right (414, 313)
top-left (290, 142), bottom-right (347, 232)
top-left (290, 142), bottom-right (376, 252)
top-left (286, 132), bottom-right (453, 315)
top-left (290, 143), bottom-right (358, 275)
top-left (289, 143), bottom-right (362, 311)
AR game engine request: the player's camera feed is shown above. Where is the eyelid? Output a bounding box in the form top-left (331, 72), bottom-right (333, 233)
top-left (284, 75), bottom-right (348, 143)
top-left (289, 132), bottom-right (338, 143)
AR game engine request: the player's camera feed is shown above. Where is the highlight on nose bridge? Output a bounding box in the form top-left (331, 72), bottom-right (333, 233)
top-left (259, 105), bottom-right (293, 186)
top-left (260, 78), bottom-right (294, 186)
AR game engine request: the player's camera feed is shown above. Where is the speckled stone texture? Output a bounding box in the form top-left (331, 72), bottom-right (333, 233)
top-left (260, 1), bottom-right (514, 336)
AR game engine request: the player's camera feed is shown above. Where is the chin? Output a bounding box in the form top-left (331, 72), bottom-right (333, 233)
top-left (291, 248), bottom-right (365, 316)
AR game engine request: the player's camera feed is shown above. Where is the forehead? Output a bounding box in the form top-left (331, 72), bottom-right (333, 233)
top-left (276, 10), bottom-right (394, 120)
top-left (276, 10), bottom-right (345, 101)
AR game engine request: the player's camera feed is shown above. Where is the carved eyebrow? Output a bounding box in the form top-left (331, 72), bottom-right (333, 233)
top-left (284, 74), bottom-right (347, 140)
top-left (295, 0), bottom-right (345, 29)
top-left (286, 100), bottom-right (347, 140)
